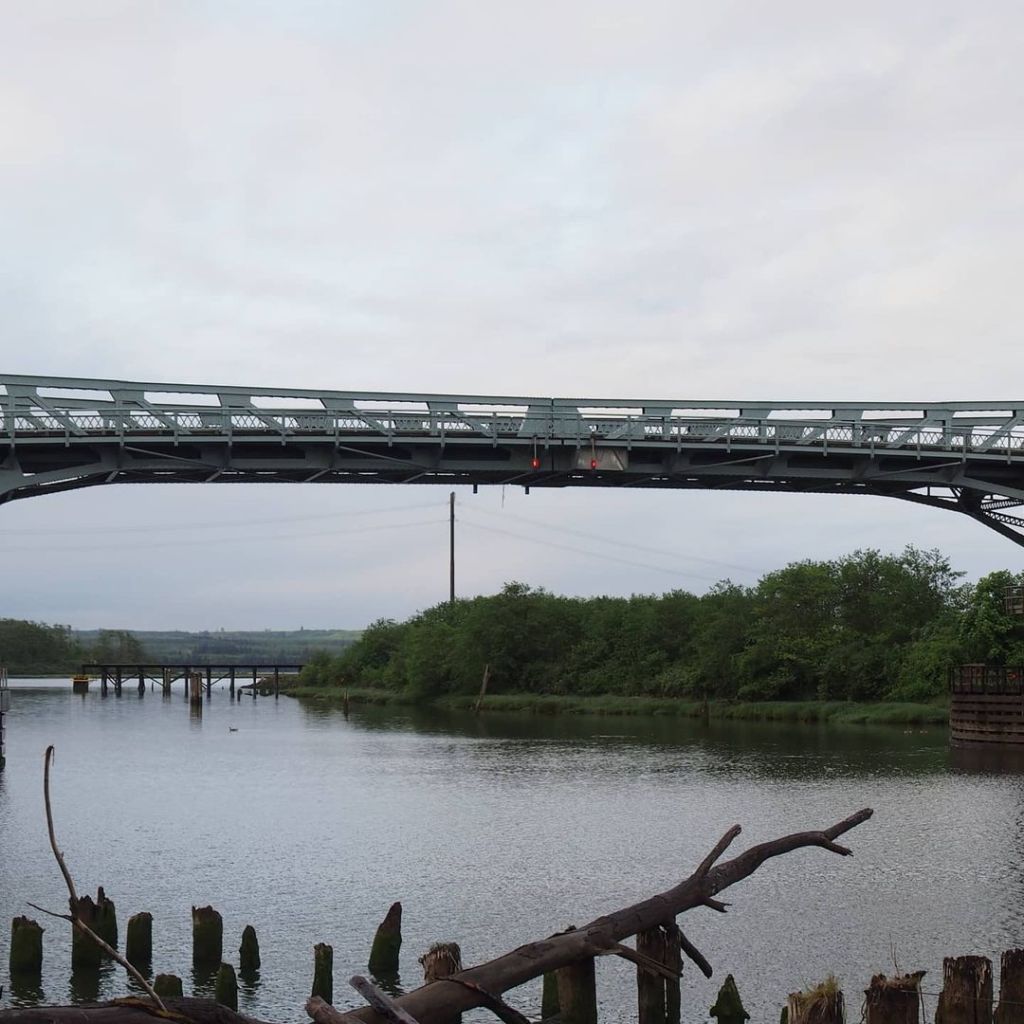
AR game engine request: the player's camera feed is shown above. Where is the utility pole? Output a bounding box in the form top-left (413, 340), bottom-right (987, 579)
top-left (449, 491), bottom-right (456, 604)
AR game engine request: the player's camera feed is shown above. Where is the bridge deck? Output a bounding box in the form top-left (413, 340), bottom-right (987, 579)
top-left (4, 375), bottom-right (1024, 543)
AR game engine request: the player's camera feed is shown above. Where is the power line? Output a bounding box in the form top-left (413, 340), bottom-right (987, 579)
top-left (0, 499), bottom-right (442, 535)
top-left (0, 518), bottom-right (447, 554)
top-left (458, 519), bottom-right (728, 584)
top-left (458, 506), bottom-right (758, 577)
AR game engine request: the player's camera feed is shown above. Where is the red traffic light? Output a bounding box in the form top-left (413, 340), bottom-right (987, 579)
top-left (590, 458), bottom-right (598, 470)
top-left (530, 456), bottom-right (541, 470)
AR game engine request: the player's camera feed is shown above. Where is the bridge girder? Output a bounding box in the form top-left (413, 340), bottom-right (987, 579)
top-left (4, 374), bottom-right (1024, 545)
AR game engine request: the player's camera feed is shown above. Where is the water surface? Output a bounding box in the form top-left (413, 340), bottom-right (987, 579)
top-left (0, 680), bottom-right (1020, 1023)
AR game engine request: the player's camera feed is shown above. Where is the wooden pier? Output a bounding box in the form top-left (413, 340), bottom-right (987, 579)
top-left (79, 663), bottom-right (303, 700)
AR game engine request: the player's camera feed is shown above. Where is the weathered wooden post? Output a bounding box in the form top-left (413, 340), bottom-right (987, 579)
top-left (153, 974), bottom-right (184, 998)
top-left (189, 672), bottom-right (203, 706)
top-left (138, 670), bottom-right (145, 696)
top-left (94, 886), bottom-right (118, 950)
top-left (125, 911), bottom-right (153, 969)
top-left (542, 972), bottom-right (560, 1019)
top-left (664, 922), bottom-right (682, 1024)
top-left (70, 891), bottom-right (111, 969)
top-left (312, 943), bottom-right (334, 1003)
top-left (864, 973), bottom-right (924, 1024)
top-left (9, 916), bottom-right (44, 975)
top-left (368, 901), bottom-right (402, 975)
top-left (114, 667), bottom-right (122, 696)
top-left (216, 962), bottom-right (239, 1011)
top-left (996, 951), bottom-right (1024, 1024)
top-left (637, 927), bottom-right (667, 1024)
top-left (420, 942), bottom-right (463, 982)
top-left (711, 974), bottom-right (750, 1024)
top-left (556, 957), bottom-right (598, 1024)
top-left (274, 667), bottom-right (280, 699)
top-left (229, 667), bottom-right (236, 697)
top-left (206, 667), bottom-right (213, 696)
top-left (936, 956), bottom-right (993, 1024)
top-left (239, 924), bottom-right (261, 974)
top-left (192, 905), bottom-right (223, 967)
top-left (787, 977), bottom-right (845, 1024)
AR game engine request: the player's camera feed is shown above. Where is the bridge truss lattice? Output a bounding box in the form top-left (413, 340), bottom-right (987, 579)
top-left (4, 375), bottom-right (1024, 545)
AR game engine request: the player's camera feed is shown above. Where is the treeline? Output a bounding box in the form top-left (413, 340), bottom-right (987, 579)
top-left (300, 547), bottom-right (1024, 703)
top-left (0, 621), bottom-right (143, 675)
top-left (76, 628), bottom-right (359, 665)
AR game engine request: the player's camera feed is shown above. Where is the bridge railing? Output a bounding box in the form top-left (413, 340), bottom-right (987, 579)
top-left (5, 377), bottom-right (1024, 455)
top-left (6, 407), bottom-right (1024, 455)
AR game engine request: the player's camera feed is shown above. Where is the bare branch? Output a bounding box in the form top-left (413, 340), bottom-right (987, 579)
top-left (349, 977), bottom-right (421, 1024)
top-left (702, 898), bottom-right (729, 913)
top-left (595, 944), bottom-right (679, 981)
top-left (678, 932), bottom-right (713, 979)
top-left (41, 746), bottom-right (166, 1013)
top-left (695, 825), bottom-right (742, 877)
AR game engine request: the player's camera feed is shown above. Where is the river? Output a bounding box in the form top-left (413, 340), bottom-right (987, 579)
top-left (0, 679), bottom-right (1021, 1024)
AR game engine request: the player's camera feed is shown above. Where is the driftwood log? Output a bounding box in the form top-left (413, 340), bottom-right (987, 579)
top-left (0, 997), bottom-right (270, 1024)
top-left (307, 807), bottom-right (873, 1024)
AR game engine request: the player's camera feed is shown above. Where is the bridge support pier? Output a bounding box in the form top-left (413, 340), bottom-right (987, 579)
top-left (138, 670), bottom-right (144, 696)
top-left (274, 667), bottom-right (279, 699)
top-left (229, 667), bottom-right (235, 698)
top-left (100, 669), bottom-right (108, 696)
top-left (206, 667), bottom-right (212, 697)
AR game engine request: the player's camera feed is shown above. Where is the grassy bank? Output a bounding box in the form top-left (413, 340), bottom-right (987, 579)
top-left (288, 687), bottom-right (948, 725)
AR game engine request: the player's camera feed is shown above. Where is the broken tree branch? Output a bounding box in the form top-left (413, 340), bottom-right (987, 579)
top-left (41, 746), bottom-right (166, 1012)
top-left (320, 807), bottom-right (873, 1024)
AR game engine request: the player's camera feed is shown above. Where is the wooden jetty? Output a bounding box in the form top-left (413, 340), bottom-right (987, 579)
top-left (0, 665), bottom-right (8, 769)
top-left (80, 663), bottom-right (304, 700)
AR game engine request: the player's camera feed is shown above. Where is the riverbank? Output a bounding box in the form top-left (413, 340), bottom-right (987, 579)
top-left (286, 687), bottom-right (948, 725)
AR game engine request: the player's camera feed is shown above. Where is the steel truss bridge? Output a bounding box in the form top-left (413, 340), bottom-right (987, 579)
top-left (6, 374), bottom-right (1024, 545)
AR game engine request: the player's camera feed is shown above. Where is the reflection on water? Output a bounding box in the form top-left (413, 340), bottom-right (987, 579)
top-left (3, 681), bottom-right (1024, 1024)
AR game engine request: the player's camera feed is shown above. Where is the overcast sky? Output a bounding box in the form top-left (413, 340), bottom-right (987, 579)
top-left (3, 1), bottom-right (1024, 630)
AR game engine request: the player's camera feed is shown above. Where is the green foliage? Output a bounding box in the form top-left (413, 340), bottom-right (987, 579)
top-left (321, 545), bottom-right (988, 705)
top-left (0, 618), bottom-right (83, 673)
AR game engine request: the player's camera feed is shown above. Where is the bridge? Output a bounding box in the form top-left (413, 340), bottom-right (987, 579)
top-left (5, 374), bottom-right (1024, 544)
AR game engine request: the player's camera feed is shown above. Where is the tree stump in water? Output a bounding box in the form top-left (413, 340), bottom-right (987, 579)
top-left (9, 917), bottom-right (44, 975)
top-left (153, 974), bottom-right (183, 999)
top-left (864, 972), bottom-right (925, 1024)
top-left (215, 962), bottom-right (238, 1011)
top-left (556, 957), bottom-right (598, 1024)
top-left (368, 902), bottom-right (402, 975)
top-left (125, 912), bottom-right (152, 970)
top-left (239, 925), bottom-right (261, 975)
top-left (312, 943), bottom-right (334, 1004)
top-left (711, 974), bottom-right (750, 1024)
top-left (936, 956), bottom-right (993, 1024)
top-left (420, 943), bottom-right (463, 983)
top-left (192, 906), bottom-right (223, 967)
top-left (786, 977), bottom-right (845, 1024)
top-left (995, 951), bottom-right (1024, 1024)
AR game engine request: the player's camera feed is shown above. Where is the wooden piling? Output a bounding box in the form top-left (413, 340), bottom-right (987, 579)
top-left (786, 977), bottom-right (844, 1024)
top-left (865, 973), bottom-right (925, 1024)
top-left (474, 664), bottom-right (490, 715)
top-left (71, 893), bottom-right (103, 969)
top-left (153, 974), bottom-right (184, 998)
top-left (368, 901), bottom-right (402, 975)
top-left (189, 673), bottom-right (203, 706)
top-left (9, 916), bottom-right (44, 975)
top-left (312, 943), bottom-right (334, 1004)
top-left (216, 962), bottom-right (239, 1011)
top-left (420, 942), bottom-right (463, 982)
top-left (542, 972), bottom-right (561, 1019)
top-left (239, 924), bottom-right (261, 974)
top-left (138, 670), bottom-right (145, 696)
top-left (936, 956), bottom-right (993, 1024)
top-left (94, 887), bottom-right (118, 950)
top-left (710, 974), bottom-right (750, 1024)
top-left (229, 668), bottom-right (235, 697)
top-left (637, 927), bottom-right (667, 1024)
top-left (125, 912), bottom-right (152, 969)
top-left (192, 905), bottom-right (223, 967)
top-left (556, 957), bottom-right (598, 1024)
top-left (664, 922), bottom-right (682, 1024)
top-left (996, 951), bottom-right (1024, 1024)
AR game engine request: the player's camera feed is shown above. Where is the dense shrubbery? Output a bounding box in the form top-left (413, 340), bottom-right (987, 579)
top-left (301, 547), bottom-right (1024, 703)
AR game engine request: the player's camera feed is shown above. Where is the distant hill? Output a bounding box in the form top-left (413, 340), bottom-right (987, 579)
top-left (73, 628), bottom-right (361, 664)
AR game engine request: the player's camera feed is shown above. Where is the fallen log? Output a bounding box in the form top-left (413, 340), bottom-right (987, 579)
top-left (0, 996), bottom-right (271, 1024)
top-left (308, 807), bottom-right (873, 1024)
